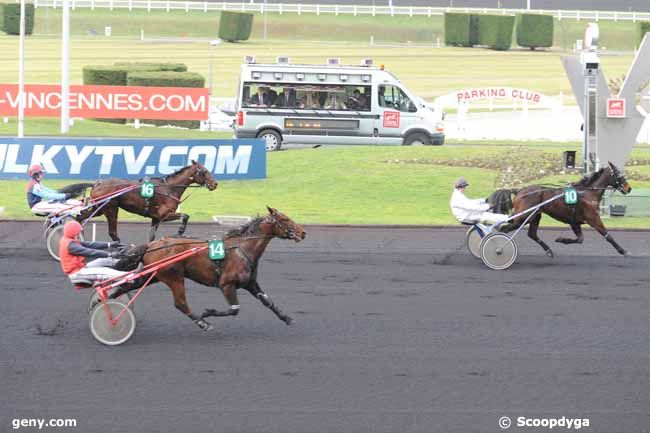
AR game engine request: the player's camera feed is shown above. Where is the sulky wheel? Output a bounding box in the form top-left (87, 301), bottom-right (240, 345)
top-left (88, 289), bottom-right (135, 314)
top-left (46, 222), bottom-right (84, 261)
top-left (89, 300), bottom-right (136, 346)
top-left (465, 225), bottom-right (485, 259)
top-left (480, 233), bottom-right (518, 270)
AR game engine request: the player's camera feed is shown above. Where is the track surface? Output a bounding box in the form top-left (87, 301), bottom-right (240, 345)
top-left (1, 221), bottom-right (649, 433)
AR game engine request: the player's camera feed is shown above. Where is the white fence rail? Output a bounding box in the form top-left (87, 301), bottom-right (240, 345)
top-left (27, 0), bottom-right (650, 22)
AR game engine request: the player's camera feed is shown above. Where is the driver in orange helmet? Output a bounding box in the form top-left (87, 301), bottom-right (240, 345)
top-left (59, 220), bottom-right (127, 285)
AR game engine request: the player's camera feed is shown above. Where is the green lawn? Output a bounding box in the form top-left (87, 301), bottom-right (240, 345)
top-left (4, 145), bottom-right (650, 228)
top-left (0, 10), bottom-right (638, 103)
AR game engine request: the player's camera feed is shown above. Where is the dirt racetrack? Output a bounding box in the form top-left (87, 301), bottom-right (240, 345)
top-left (1, 221), bottom-right (649, 433)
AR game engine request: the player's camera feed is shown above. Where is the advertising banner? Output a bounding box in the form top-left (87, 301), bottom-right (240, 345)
top-left (0, 84), bottom-right (209, 120)
top-left (0, 138), bottom-right (266, 180)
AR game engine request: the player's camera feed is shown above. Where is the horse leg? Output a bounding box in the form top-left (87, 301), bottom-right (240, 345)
top-left (587, 215), bottom-right (627, 255)
top-left (247, 281), bottom-right (293, 325)
top-left (556, 223), bottom-right (584, 244)
top-left (527, 212), bottom-right (554, 258)
top-left (201, 283), bottom-right (241, 319)
top-left (104, 205), bottom-right (121, 242)
top-left (149, 219), bottom-right (160, 242)
top-left (168, 278), bottom-right (212, 331)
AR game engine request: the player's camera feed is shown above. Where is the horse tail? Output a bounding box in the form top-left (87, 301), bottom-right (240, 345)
top-left (58, 182), bottom-right (94, 197)
top-left (488, 188), bottom-right (517, 215)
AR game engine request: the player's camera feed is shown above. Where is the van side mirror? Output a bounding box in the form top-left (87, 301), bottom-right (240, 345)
top-left (408, 101), bottom-right (417, 112)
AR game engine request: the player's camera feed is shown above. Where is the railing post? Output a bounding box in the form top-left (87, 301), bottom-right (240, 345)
top-left (278, 3), bottom-right (282, 15)
top-left (128, 0), bottom-right (132, 12)
top-left (372, 4), bottom-right (375, 16)
top-left (91, 0), bottom-right (94, 10)
top-left (204, 1), bottom-right (207, 12)
top-left (166, 0), bottom-right (170, 12)
top-left (316, 4), bottom-right (319, 15)
top-left (576, 10), bottom-right (580, 21)
top-left (409, 6), bottom-right (412, 17)
top-left (427, 7), bottom-right (431, 17)
top-left (595, 10), bottom-right (599, 21)
top-left (71, 0), bottom-right (75, 10)
top-left (297, 3), bottom-right (301, 15)
top-left (147, 0), bottom-right (151, 12)
top-left (353, 5), bottom-right (356, 16)
top-left (185, 1), bottom-right (189, 12)
top-left (633, 11), bottom-right (636, 23)
top-left (557, 9), bottom-right (561, 20)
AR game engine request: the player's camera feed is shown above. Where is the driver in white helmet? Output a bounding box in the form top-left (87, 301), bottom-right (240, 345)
top-left (450, 177), bottom-right (509, 225)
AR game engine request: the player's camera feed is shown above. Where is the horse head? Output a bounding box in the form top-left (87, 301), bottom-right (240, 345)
top-left (608, 161), bottom-right (632, 195)
top-left (262, 206), bottom-right (306, 242)
top-left (189, 160), bottom-right (218, 191)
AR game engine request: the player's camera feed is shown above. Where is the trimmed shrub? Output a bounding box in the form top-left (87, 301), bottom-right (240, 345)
top-left (444, 13), bottom-right (479, 47)
top-left (639, 21), bottom-right (650, 46)
top-left (3, 3), bottom-right (35, 35)
top-left (114, 62), bottom-right (188, 72)
top-left (478, 14), bottom-right (515, 51)
top-left (218, 11), bottom-right (253, 42)
top-left (127, 71), bottom-right (206, 129)
top-left (83, 64), bottom-right (173, 123)
top-left (516, 13), bottom-right (553, 50)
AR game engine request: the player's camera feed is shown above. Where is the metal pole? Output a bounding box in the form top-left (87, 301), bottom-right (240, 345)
top-left (61, 0), bottom-right (70, 133)
top-left (263, 0), bottom-right (268, 40)
top-left (18, 0), bottom-right (26, 138)
top-left (526, 0), bottom-right (530, 10)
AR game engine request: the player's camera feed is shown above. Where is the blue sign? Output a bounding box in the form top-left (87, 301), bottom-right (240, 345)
top-left (0, 138), bottom-right (266, 180)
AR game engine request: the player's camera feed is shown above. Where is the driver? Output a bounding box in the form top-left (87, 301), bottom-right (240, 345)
top-left (26, 164), bottom-right (81, 215)
top-left (59, 220), bottom-right (127, 285)
top-left (450, 178), bottom-right (509, 225)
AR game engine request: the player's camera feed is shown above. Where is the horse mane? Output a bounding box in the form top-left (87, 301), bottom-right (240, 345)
top-left (225, 216), bottom-right (265, 239)
top-left (574, 167), bottom-right (606, 187)
top-left (152, 164), bottom-right (193, 181)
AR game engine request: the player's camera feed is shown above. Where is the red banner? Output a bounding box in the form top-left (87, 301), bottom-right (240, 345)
top-left (0, 84), bottom-right (209, 120)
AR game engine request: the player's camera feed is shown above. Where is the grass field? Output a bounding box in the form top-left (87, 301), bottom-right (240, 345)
top-left (3, 145), bottom-right (650, 227)
top-left (0, 9), bottom-right (639, 103)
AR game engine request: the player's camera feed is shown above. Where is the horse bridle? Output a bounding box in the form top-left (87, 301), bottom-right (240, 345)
top-left (609, 166), bottom-right (628, 193)
top-left (264, 214), bottom-right (299, 240)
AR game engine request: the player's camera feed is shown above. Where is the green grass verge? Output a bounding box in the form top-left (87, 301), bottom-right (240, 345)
top-left (0, 117), bottom-right (232, 138)
top-left (4, 145), bottom-right (650, 228)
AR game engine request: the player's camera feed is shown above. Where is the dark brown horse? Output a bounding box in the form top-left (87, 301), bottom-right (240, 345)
top-left (502, 162), bottom-right (631, 257)
top-left (78, 160), bottom-right (218, 242)
top-left (116, 207), bottom-right (306, 331)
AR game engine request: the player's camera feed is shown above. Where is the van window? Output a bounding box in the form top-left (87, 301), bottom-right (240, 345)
top-left (379, 85), bottom-right (415, 112)
top-left (242, 82), bottom-right (371, 111)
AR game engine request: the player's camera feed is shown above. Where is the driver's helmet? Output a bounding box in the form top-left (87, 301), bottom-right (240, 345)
top-left (28, 164), bottom-right (44, 177)
top-left (63, 220), bottom-right (82, 238)
top-left (454, 177), bottom-right (469, 189)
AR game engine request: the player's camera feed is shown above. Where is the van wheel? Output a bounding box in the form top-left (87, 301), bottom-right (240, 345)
top-left (257, 129), bottom-right (282, 151)
top-left (403, 132), bottom-right (431, 146)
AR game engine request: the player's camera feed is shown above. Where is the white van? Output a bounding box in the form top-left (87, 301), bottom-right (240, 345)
top-left (233, 58), bottom-right (445, 151)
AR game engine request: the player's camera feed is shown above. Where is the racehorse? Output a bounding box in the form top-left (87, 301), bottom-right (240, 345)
top-left (78, 161), bottom-right (218, 242)
top-left (501, 162), bottom-right (631, 257)
top-left (115, 207), bottom-right (306, 331)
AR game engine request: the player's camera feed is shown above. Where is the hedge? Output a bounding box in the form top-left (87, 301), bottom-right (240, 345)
top-left (478, 14), bottom-right (515, 51)
top-left (516, 13), bottom-right (553, 50)
top-left (219, 11), bottom-right (254, 42)
top-left (114, 62), bottom-right (188, 72)
top-left (127, 71), bottom-right (206, 129)
top-left (3, 3), bottom-right (35, 35)
top-left (444, 13), bottom-right (479, 47)
top-left (639, 21), bottom-right (650, 46)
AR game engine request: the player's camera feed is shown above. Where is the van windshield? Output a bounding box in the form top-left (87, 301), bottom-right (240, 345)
top-left (242, 82), bottom-right (371, 111)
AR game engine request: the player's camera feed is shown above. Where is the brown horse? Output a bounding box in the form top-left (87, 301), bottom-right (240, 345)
top-left (78, 160), bottom-right (218, 242)
top-left (116, 207), bottom-right (306, 331)
top-left (502, 162), bottom-right (631, 257)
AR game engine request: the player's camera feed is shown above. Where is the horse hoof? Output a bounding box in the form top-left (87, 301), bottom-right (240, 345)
top-left (195, 319), bottom-right (212, 332)
top-left (545, 250), bottom-right (554, 258)
top-left (283, 316), bottom-right (294, 325)
top-left (555, 237), bottom-right (566, 244)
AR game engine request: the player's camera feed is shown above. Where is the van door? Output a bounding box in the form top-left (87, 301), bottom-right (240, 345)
top-left (374, 85), bottom-right (418, 145)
